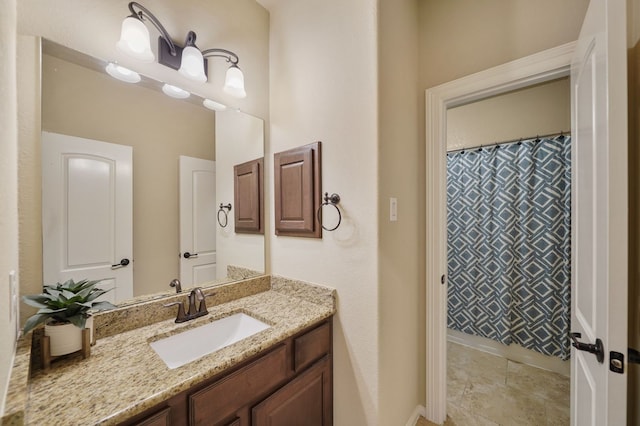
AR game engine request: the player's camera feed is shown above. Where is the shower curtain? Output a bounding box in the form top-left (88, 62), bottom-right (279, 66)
top-left (446, 135), bottom-right (571, 360)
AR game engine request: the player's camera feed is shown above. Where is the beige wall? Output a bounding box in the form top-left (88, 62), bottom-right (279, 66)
top-left (0, 0), bottom-right (18, 415)
top-left (419, 0), bottom-right (590, 90)
top-left (16, 36), bottom-right (42, 330)
top-left (40, 54), bottom-right (215, 297)
top-left (447, 78), bottom-right (571, 150)
top-left (263, 0), bottom-right (379, 423)
top-left (378, 0), bottom-right (423, 424)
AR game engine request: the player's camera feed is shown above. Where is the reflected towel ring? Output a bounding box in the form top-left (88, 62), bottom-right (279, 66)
top-left (316, 192), bottom-right (341, 231)
top-left (217, 203), bottom-right (232, 227)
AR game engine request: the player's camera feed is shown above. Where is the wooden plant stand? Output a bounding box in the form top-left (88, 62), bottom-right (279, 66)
top-left (42, 328), bottom-right (91, 370)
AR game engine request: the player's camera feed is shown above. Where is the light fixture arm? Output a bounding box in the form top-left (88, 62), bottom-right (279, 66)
top-left (127, 1), bottom-right (177, 56)
top-left (201, 48), bottom-right (240, 66)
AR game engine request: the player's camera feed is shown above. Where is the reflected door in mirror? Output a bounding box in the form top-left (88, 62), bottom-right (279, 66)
top-left (41, 131), bottom-right (133, 303)
top-left (179, 156), bottom-right (217, 286)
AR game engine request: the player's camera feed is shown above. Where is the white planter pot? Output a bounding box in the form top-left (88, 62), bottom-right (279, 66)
top-left (45, 322), bottom-right (82, 356)
top-left (44, 316), bottom-right (94, 356)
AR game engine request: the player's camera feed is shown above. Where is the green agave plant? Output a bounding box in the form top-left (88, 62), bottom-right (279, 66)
top-left (22, 279), bottom-right (117, 335)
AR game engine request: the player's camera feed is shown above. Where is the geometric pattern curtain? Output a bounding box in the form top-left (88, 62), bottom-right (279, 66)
top-left (447, 136), bottom-right (571, 360)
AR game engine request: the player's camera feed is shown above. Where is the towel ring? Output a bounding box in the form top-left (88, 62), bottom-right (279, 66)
top-left (316, 192), bottom-right (341, 231)
top-left (217, 203), bottom-right (232, 228)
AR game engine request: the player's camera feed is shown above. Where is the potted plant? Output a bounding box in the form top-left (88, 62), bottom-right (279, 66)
top-left (22, 279), bottom-right (117, 356)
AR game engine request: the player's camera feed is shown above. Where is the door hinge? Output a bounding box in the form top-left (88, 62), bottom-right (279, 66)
top-left (440, 274), bottom-right (446, 285)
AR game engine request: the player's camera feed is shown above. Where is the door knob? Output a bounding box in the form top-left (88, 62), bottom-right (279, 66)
top-left (570, 332), bottom-right (604, 363)
top-left (183, 252), bottom-right (198, 259)
top-left (111, 258), bottom-right (130, 269)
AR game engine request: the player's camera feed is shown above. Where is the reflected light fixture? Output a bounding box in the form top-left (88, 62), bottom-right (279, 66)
top-left (105, 63), bottom-right (141, 83)
top-left (117, 2), bottom-right (247, 98)
top-left (202, 99), bottom-right (227, 111)
top-left (162, 83), bottom-right (190, 99)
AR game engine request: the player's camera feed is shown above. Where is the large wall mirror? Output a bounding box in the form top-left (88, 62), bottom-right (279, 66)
top-left (35, 39), bottom-right (265, 304)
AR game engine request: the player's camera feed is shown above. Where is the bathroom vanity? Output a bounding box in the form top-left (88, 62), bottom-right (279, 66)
top-left (124, 320), bottom-right (332, 426)
top-left (7, 276), bottom-right (335, 425)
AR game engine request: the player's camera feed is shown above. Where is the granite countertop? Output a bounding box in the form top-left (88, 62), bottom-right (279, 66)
top-left (18, 277), bottom-right (335, 426)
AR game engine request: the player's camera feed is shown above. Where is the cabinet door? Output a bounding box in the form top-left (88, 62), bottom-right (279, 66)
top-left (273, 142), bottom-right (322, 238)
top-left (252, 357), bottom-right (332, 426)
top-left (234, 157), bottom-right (264, 234)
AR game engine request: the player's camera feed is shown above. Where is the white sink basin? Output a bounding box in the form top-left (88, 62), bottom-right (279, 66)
top-left (150, 312), bottom-right (270, 369)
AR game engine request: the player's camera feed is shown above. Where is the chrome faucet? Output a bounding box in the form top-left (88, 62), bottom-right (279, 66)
top-left (164, 288), bottom-right (209, 323)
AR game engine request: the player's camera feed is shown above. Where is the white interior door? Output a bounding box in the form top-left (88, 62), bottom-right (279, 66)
top-left (42, 131), bottom-right (133, 303)
top-left (570, 0), bottom-right (628, 424)
top-left (179, 156), bottom-right (217, 287)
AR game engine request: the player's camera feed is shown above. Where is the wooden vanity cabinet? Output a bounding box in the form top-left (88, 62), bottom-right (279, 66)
top-left (252, 356), bottom-right (332, 425)
top-left (122, 318), bottom-right (332, 426)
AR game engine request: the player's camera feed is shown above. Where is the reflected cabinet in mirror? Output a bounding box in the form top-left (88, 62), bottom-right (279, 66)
top-left (37, 40), bottom-right (265, 305)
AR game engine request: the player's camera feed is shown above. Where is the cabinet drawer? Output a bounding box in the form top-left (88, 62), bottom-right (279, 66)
top-left (132, 407), bottom-right (171, 426)
top-left (189, 344), bottom-right (288, 425)
top-left (294, 322), bottom-right (331, 372)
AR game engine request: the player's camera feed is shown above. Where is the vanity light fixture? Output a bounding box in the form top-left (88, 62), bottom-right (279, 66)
top-left (202, 99), bottom-right (227, 111)
top-left (117, 2), bottom-right (247, 98)
top-left (162, 83), bottom-right (190, 99)
top-left (105, 63), bottom-right (141, 83)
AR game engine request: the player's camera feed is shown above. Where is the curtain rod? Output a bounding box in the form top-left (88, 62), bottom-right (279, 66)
top-left (446, 130), bottom-right (571, 155)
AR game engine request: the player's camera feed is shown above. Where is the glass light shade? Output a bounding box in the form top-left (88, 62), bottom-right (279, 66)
top-left (105, 63), bottom-right (141, 83)
top-left (116, 16), bottom-right (154, 62)
top-left (223, 65), bottom-right (247, 98)
top-left (162, 84), bottom-right (190, 99)
top-left (178, 46), bottom-right (207, 82)
top-left (202, 99), bottom-right (227, 111)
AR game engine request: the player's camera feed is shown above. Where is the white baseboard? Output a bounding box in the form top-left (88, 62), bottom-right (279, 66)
top-left (447, 329), bottom-right (570, 376)
top-left (405, 405), bottom-right (427, 426)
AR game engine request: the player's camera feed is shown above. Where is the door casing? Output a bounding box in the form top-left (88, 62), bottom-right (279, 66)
top-left (424, 41), bottom-right (576, 423)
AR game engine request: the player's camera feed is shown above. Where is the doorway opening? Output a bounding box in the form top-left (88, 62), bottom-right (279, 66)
top-left (444, 78), bottom-right (571, 425)
top-left (424, 42), bottom-right (576, 423)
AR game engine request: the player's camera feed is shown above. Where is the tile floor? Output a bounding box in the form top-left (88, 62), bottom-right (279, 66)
top-left (417, 342), bottom-right (570, 426)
